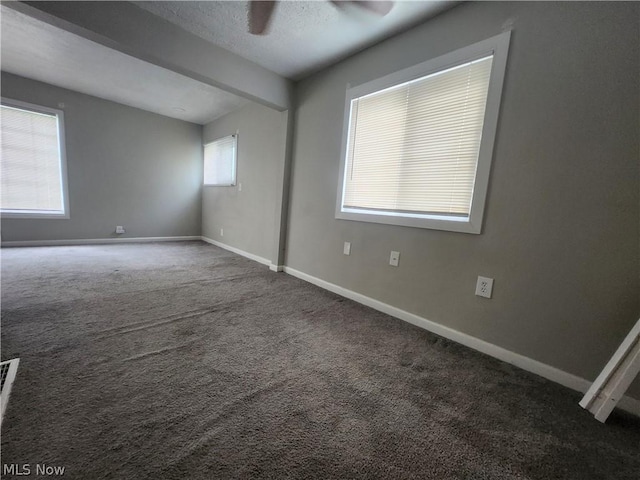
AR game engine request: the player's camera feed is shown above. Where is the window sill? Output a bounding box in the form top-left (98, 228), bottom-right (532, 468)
top-left (1, 210), bottom-right (69, 220)
top-left (335, 209), bottom-right (482, 234)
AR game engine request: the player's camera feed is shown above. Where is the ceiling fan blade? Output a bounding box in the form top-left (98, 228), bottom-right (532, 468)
top-left (249, 1), bottom-right (278, 35)
top-left (331, 1), bottom-right (395, 16)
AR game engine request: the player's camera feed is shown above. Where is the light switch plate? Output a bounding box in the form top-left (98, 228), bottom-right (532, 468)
top-left (343, 242), bottom-right (351, 255)
top-left (389, 251), bottom-right (400, 267)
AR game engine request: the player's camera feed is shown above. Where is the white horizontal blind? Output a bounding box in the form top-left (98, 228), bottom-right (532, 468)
top-left (204, 135), bottom-right (236, 186)
top-left (343, 55), bottom-right (494, 217)
top-left (1, 105), bottom-right (64, 214)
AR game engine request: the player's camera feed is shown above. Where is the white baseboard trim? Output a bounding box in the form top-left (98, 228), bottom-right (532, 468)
top-left (270, 264), bottom-right (284, 272)
top-left (283, 266), bottom-right (640, 418)
top-left (200, 236), bottom-right (271, 267)
top-left (1, 236), bottom-right (201, 247)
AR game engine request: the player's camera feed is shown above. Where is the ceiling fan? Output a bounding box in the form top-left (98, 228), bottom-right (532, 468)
top-left (249, 1), bottom-right (395, 35)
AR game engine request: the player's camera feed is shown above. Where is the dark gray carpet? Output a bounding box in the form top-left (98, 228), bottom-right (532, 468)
top-left (1, 241), bottom-right (638, 479)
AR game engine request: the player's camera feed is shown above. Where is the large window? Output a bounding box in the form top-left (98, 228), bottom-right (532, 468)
top-left (1, 99), bottom-right (69, 218)
top-left (204, 134), bottom-right (237, 186)
top-left (336, 32), bottom-right (511, 233)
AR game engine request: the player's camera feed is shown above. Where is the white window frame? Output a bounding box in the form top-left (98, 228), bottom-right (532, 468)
top-left (203, 134), bottom-right (238, 187)
top-left (1, 97), bottom-right (70, 219)
top-left (335, 31), bottom-right (511, 234)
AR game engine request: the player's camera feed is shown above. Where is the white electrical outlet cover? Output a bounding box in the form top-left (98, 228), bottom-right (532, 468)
top-left (475, 276), bottom-right (494, 298)
top-left (343, 242), bottom-right (351, 255)
top-left (389, 251), bottom-right (400, 267)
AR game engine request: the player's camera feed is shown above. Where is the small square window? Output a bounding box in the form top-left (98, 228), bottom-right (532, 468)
top-left (204, 134), bottom-right (237, 186)
top-left (1, 98), bottom-right (69, 219)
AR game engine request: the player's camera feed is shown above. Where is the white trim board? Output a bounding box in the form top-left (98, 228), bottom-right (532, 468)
top-left (1, 236), bottom-right (201, 247)
top-left (200, 236), bottom-right (272, 268)
top-left (579, 319), bottom-right (640, 422)
top-left (283, 266), bottom-right (640, 418)
top-left (0, 358), bottom-right (20, 427)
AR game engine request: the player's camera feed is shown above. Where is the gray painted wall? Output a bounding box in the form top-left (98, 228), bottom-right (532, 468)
top-left (1, 72), bottom-right (203, 241)
top-left (286, 2), bottom-right (640, 397)
top-left (202, 102), bottom-right (285, 261)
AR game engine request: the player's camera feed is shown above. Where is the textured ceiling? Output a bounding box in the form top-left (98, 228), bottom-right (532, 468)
top-left (133, 1), bottom-right (456, 80)
top-left (1, 1), bottom-right (457, 123)
top-left (0, 6), bottom-right (249, 124)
